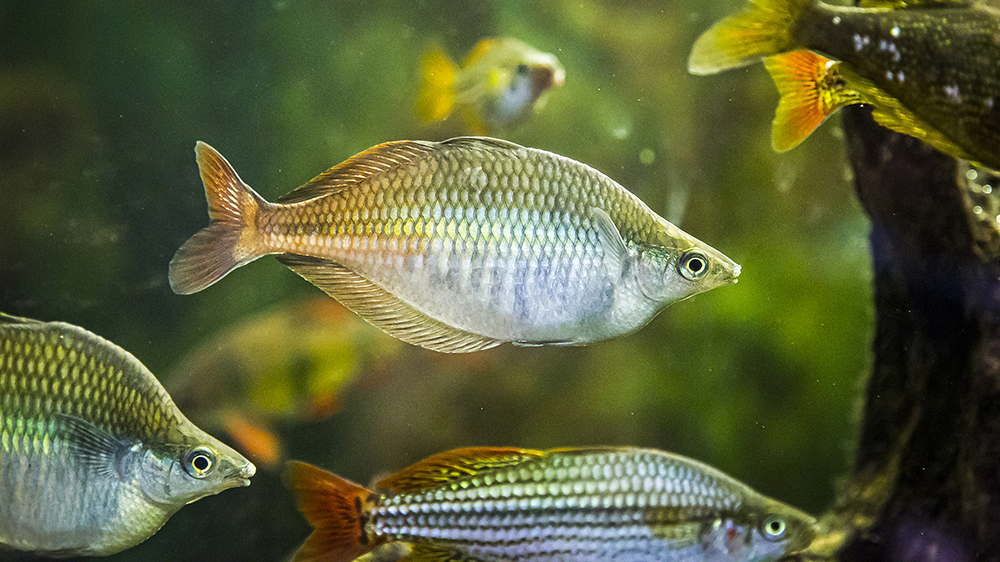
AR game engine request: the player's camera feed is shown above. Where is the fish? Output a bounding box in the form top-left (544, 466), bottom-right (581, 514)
top-left (284, 446), bottom-right (819, 562)
top-left (168, 137), bottom-right (740, 353)
top-left (0, 313), bottom-right (255, 556)
top-left (688, 0), bottom-right (1000, 170)
top-left (165, 297), bottom-right (402, 469)
top-left (416, 38), bottom-right (565, 133)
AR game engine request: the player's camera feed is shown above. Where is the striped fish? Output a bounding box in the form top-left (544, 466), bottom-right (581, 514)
top-left (285, 447), bottom-right (817, 562)
top-left (0, 313), bottom-right (254, 556)
top-left (169, 137), bottom-right (739, 353)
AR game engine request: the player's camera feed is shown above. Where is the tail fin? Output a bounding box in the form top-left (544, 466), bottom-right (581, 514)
top-left (688, 0), bottom-right (809, 75)
top-left (284, 461), bottom-right (381, 562)
top-left (415, 47), bottom-right (457, 123)
top-left (168, 142), bottom-right (267, 295)
top-left (765, 50), bottom-right (861, 151)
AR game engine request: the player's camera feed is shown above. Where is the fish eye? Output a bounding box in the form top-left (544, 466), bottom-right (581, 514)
top-left (184, 447), bottom-right (216, 478)
top-left (516, 63), bottom-right (530, 75)
top-left (678, 250), bottom-right (709, 280)
top-left (761, 515), bottom-right (787, 541)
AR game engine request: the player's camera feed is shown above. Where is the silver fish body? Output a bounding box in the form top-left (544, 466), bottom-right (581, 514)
top-left (0, 314), bottom-right (255, 556)
top-left (286, 447), bottom-right (817, 562)
top-left (170, 137), bottom-right (740, 352)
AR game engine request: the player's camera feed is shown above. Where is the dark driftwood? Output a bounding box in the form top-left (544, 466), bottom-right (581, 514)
top-left (806, 105), bottom-right (1000, 561)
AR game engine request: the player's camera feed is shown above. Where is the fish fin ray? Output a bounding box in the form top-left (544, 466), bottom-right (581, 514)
top-left (169, 142), bottom-right (267, 295)
top-left (57, 414), bottom-right (135, 482)
top-left (276, 255), bottom-right (501, 353)
top-left (403, 543), bottom-right (484, 562)
top-left (276, 141), bottom-right (438, 204)
top-left (765, 50), bottom-right (842, 152)
top-left (0, 313), bottom-right (43, 326)
top-left (416, 47), bottom-right (457, 123)
top-left (591, 207), bottom-right (628, 282)
top-left (688, 0), bottom-right (808, 75)
top-left (438, 136), bottom-right (525, 151)
top-left (284, 461), bottom-right (379, 562)
top-left (378, 447), bottom-right (546, 494)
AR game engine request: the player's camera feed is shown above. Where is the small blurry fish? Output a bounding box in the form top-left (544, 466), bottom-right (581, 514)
top-left (168, 137), bottom-right (739, 353)
top-left (284, 447), bottom-right (818, 562)
top-left (688, 0), bottom-right (1000, 170)
top-left (416, 38), bottom-right (565, 134)
top-left (166, 297), bottom-right (401, 469)
top-left (0, 313), bottom-right (255, 556)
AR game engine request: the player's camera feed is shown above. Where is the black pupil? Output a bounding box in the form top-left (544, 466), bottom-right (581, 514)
top-left (192, 454), bottom-right (210, 472)
top-left (769, 520), bottom-right (783, 533)
top-left (688, 257), bottom-right (705, 273)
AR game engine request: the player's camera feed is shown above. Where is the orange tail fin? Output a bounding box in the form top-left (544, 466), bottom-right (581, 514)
top-left (765, 50), bottom-right (859, 152)
top-left (416, 47), bottom-right (457, 122)
top-left (284, 461), bottom-right (380, 562)
top-left (168, 141), bottom-right (267, 295)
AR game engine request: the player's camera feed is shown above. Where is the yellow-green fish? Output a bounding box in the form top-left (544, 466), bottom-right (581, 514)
top-left (688, 0), bottom-right (1000, 170)
top-left (416, 38), bottom-right (565, 134)
top-left (0, 313), bottom-right (255, 556)
top-left (284, 446), bottom-right (818, 562)
top-left (168, 138), bottom-right (740, 353)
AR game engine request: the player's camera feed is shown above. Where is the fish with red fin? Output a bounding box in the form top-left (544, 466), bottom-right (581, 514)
top-left (689, 0), bottom-right (1000, 170)
top-left (169, 138), bottom-right (739, 353)
top-left (284, 447), bottom-right (818, 562)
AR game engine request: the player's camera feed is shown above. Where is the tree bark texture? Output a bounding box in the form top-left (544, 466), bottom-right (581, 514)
top-left (814, 105), bottom-right (1000, 562)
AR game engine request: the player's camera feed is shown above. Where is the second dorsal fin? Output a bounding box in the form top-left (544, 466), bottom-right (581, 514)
top-left (378, 447), bottom-right (546, 494)
top-left (276, 140), bottom-right (438, 204)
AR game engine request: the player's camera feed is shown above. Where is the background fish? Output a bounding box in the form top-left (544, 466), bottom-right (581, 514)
top-left (688, 0), bottom-right (1000, 170)
top-left (165, 297), bottom-right (403, 469)
top-left (0, 313), bottom-right (254, 557)
top-left (285, 446), bottom-right (818, 562)
top-left (168, 137), bottom-right (739, 353)
top-left (416, 38), bottom-right (565, 133)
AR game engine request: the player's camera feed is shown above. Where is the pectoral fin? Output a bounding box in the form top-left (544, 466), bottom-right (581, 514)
top-left (591, 207), bottom-right (628, 282)
top-left (58, 414), bottom-right (136, 481)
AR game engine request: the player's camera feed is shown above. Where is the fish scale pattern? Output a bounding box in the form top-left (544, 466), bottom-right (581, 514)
top-left (373, 449), bottom-right (748, 560)
top-left (259, 140), bottom-right (671, 342)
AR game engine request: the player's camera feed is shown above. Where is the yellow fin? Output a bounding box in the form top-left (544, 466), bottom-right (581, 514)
top-left (416, 47), bottom-right (457, 123)
top-left (275, 255), bottom-right (501, 354)
top-left (277, 140), bottom-right (437, 204)
top-left (378, 447), bottom-right (545, 494)
top-left (765, 50), bottom-right (857, 152)
top-left (688, 0), bottom-right (809, 75)
top-left (401, 543), bottom-right (475, 562)
top-left (461, 38), bottom-right (497, 67)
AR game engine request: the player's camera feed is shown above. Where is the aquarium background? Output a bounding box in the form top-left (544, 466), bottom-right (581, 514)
top-left (2, 1), bottom-right (872, 560)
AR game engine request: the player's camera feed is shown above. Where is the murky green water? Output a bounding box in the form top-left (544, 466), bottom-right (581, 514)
top-left (1, 1), bottom-right (869, 560)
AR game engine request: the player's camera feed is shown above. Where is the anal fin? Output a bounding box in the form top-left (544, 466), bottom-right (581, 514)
top-left (276, 254), bottom-right (502, 354)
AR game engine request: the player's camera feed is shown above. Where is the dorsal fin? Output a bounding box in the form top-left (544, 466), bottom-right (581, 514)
top-left (276, 140), bottom-right (438, 204)
top-left (0, 313), bottom-right (41, 326)
top-left (275, 255), bottom-right (501, 353)
top-left (378, 447), bottom-right (546, 494)
top-left (462, 39), bottom-right (498, 67)
top-left (437, 136), bottom-right (525, 152)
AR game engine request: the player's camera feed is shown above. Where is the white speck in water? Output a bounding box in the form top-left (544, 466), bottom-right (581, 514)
top-left (639, 148), bottom-right (655, 165)
top-left (985, 185), bottom-right (994, 194)
top-left (891, 26), bottom-right (900, 38)
top-left (853, 34), bottom-right (864, 51)
top-left (974, 205), bottom-right (984, 215)
top-left (897, 71), bottom-right (905, 82)
top-left (967, 169), bottom-right (979, 181)
top-left (879, 39), bottom-right (888, 51)
top-left (833, 16), bottom-right (841, 25)
top-left (945, 84), bottom-right (962, 104)
top-left (886, 71), bottom-right (894, 81)
top-left (987, 98), bottom-right (995, 109)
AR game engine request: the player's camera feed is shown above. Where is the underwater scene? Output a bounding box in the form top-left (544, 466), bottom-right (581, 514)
top-left (3, 0), bottom-right (1000, 560)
